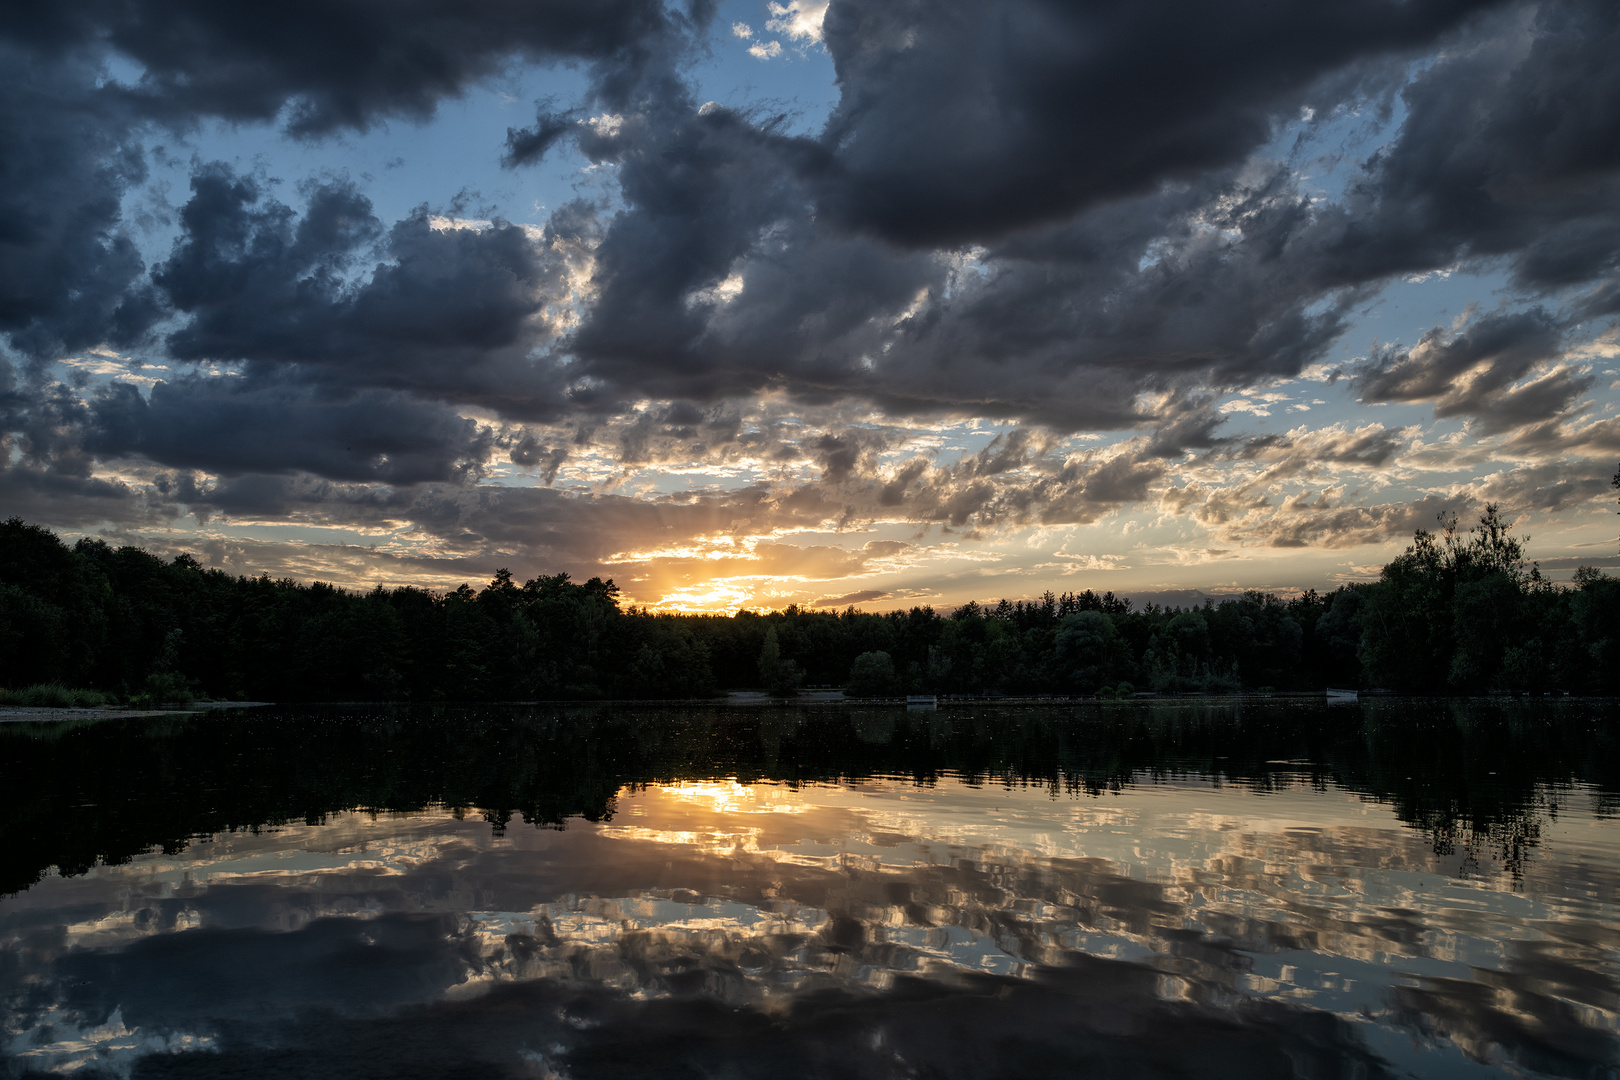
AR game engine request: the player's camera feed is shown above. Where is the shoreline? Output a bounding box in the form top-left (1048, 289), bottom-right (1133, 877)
top-left (0, 701), bottom-right (274, 723)
top-left (7, 689), bottom-right (1601, 723)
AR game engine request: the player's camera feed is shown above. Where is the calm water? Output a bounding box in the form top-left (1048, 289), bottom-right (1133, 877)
top-left (2, 700), bottom-right (1617, 1079)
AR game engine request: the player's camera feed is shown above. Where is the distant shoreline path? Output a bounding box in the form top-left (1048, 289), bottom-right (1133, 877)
top-left (0, 701), bottom-right (273, 723)
top-left (0, 691), bottom-right (1385, 723)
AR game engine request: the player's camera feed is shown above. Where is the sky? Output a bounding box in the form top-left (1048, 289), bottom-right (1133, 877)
top-left (2, 0), bottom-right (1618, 611)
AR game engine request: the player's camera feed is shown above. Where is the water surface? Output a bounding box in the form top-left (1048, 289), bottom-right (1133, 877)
top-left (2, 699), bottom-right (1617, 1078)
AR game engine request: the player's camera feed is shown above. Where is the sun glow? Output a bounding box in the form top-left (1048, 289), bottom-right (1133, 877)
top-left (642, 580), bottom-right (762, 613)
top-left (660, 780), bottom-right (757, 813)
top-left (609, 541), bottom-right (748, 562)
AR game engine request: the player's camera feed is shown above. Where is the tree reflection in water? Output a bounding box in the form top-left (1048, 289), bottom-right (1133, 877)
top-left (1, 698), bottom-right (1616, 1078)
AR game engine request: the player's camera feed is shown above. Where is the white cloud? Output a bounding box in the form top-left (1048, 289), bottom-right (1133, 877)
top-left (748, 40), bottom-right (783, 59)
top-left (1404, 263), bottom-right (1459, 284)
top-left (765, 0), bottom-right (829, 43)
top-left (58, 353), bottom-right (166, 387)
top-left (1219, 398), bottom-right (1273, 417)
top-left (731, 22), bottom-right (752, 38)
top-left (686, 274), bottom-right (746, 309)
top-left (1569, 327), bottom-right (1620, 361)
top-left (426, 214), bottom-right (492, 232)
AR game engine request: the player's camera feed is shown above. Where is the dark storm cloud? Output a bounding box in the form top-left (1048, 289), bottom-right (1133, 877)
top-left (1, 369), bottom-right (98, 479)
top-left (588, 0), bottom-right (1598, 424)
top-left (3, 0), bottom-right (1619, 567)
top-left (562, 101), bottom-right (939, 409)
top-left (506, 434), bottom-right (569, 484)
top-left (1313, 0), bottom-right (1620, 293)
top-left (0, 0), bottom-right (696, 136)
top-left (89, 377), bottom-right (496, 484)
top-left (0, 0), bottom-right (694, 388)
top-left (1, 360), bottom-right (180, 526)
top-left (852, 173), bottom-right (1362, 427)
top-left (0, 464), bottom-right (155, 530)
top-left (171, 473), bottom-right (417, 530)
top-left (0, 47), bottom-right (160, 362)
top-left (1357, 310), bottom-right (1561, 403)
top-left (569, 130), bottom-right (1350, 429)
top-left (1355, 308), bottom-right (1593, 432)
top-left (0, 0), bottom-right (703, 377)
top-left (1145, 403), bottom-right (1231, 459)
top-left (814, 0), bottom-right (1499, 247)
top-left (630, 0), bottom-right (1619, 423)
top-left (502, 106), bottom-right (581, 168)
top-left (152, 165), bottom-right (579, 417)
top-left (12, 0), bottom-right (1619, 432)
top-left (1460, 365), bottom-right (1596, 435)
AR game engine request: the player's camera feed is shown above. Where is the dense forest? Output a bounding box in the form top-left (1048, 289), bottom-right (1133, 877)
top-left (2, 497), bottom-right (1617, 702)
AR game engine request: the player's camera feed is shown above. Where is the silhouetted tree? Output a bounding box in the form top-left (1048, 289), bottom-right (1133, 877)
top-left (3, 510), bottom-right (1614, 701)
top-left (845, 651), bottom-right (900, 697)
top-left (757, 626), bottom-right (802, 696)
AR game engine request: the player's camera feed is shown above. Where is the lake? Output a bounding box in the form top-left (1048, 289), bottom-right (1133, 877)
top-left (2, 699), bottom-right (1617, 1079)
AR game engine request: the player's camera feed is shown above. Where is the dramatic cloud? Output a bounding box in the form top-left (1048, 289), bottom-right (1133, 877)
top-left (2, 0), bottom-right (1617, 604)
top-left (152, 168), bottom-right (589, 418)
top-left (1321, 0), bottom-right (1620, 295)
top-left (2, 0), bottom-right (693, 134)
top-left (0, 47), bottom-right (158, 362)
top-left (89, 377), bottom-right (497, 484)
top-left (814, 0), bottom-right (1500, 246)
top-left (1353, 308), bottom-right (1593, 431)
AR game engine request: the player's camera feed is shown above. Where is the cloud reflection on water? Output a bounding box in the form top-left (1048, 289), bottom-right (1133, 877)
top-left (3, 772), bottom-right (1617, 1079)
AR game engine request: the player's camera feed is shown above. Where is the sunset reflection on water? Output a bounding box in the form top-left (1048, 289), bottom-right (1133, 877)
top-left (2, 703), bottom-right (1618, 1078)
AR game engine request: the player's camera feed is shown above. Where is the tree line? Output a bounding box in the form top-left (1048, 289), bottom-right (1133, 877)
top-left (1, 500), bottom-right (1616, 702)
top-left (3, 698), bottom-right (1614, 896)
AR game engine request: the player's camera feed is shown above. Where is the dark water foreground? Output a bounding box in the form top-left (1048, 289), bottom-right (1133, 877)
top-left (2, 700), bottom-right (1617, 1079)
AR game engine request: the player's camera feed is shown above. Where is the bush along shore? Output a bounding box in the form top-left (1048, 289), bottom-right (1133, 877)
top-left (2, 506), bottom-right (1617, 704)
